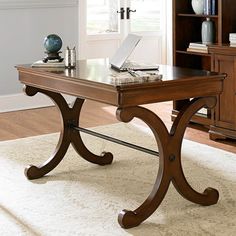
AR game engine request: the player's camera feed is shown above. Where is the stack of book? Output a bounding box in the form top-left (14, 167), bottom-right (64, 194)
top-left (229, 33), bottom-right (236, 47)
top-left (31, 60), bottom-right (65, 68)
top-left (110, 70), bottom-right (162, 85)
top-left (203, 0), bottom-right (216, 15)
top-left (187, 42), bottom-right (208, 53)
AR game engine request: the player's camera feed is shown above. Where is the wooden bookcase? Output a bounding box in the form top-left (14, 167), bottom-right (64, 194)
top-left (172, 0), bottom-right (236, 126)
top-left (208, 45), bottom-right (236, 140)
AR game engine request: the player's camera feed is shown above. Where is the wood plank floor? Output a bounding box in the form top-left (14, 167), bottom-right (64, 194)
top-left (0, 100), bottom-right (236, 154)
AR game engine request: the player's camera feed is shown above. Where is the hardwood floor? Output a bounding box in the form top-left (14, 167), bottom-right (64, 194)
top-left (0, 100), bottom-right (236, 154)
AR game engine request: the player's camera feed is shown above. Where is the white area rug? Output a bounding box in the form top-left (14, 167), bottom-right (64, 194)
top-left (0, 123), bottom-right (236, 235)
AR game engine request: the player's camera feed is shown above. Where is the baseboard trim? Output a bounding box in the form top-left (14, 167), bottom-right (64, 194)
top-left (0, 93), bottom-right (75, 113)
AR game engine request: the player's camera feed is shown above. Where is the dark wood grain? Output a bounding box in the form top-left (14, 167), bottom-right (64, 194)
top-left (117, 97), bottom-right (219, 228)
top-left (24, 86), bottom-right (113, 180)
top-left (17, 60), bottom-right (224, 107)
top-left (208, 44), bottom-right (236, 140)
top-left (16, 59), bottom-right (225, 228)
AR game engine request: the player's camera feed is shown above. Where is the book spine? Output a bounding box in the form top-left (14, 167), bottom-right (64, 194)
top-left (189, 46), bottom-right (208, 50)
top-left (211, 0), bottom-right (216, 15)
top-left (187, 48), bottom-right (208, 53)
top-left (189, 43), bottom-right (207, 48)
top-left (204, 0), bottom-right (211, 15)
top-left (203, 0), bottom-right (206, 15)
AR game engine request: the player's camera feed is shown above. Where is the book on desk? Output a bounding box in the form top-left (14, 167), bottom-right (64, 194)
top-left (109, 70), bottom-right (162, 85)
top-left (31, 60), bottom-right (65, 68)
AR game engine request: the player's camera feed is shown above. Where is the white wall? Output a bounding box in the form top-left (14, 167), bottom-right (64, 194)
top-left (166, 0), bottom-right (173, 65)
top-left (0, 0), bottom-right (78, 111)
top-left (0, 0), bottom-right (173, 112)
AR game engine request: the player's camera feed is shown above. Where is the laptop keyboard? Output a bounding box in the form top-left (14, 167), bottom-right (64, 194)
top-left (122, 60), bottom-right (159, 71)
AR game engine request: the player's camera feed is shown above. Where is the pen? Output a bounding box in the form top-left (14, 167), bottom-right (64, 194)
top-left (128, 69), bottom-right (139, 77)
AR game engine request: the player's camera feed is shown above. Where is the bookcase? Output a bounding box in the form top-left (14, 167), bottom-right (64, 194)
top-left (172, 0), bottom-right (236, 126)
top-left (208, 45), bottom-right (236, 140)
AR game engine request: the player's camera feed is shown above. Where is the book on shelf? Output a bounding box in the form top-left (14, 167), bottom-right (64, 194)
top-left (31, 60), bottom-right (65, 68)
top-left (229, 33), bottom-right (236, 38)
top-left (189, 42), bottom-right (208, 48)
top-left (197, 108), bottom-right (208, 116)
top-left (187, 42), bottom-right (208, 53)
top-left (187, 48), bottom-right (208, 53)
top-left (229, 40), bottom-right (236, 45)
top-left (204, 0), bottom-right (211, 15)
top-left (211, 0), bottom-right (216, 15)
top-left (203, 0), bottom-right (216, 15)
top-left (229, 33), bottom-right (236, 44)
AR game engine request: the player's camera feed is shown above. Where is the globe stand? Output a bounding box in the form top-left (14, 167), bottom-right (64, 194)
top-left (42, 51), bottom-right (63, 63)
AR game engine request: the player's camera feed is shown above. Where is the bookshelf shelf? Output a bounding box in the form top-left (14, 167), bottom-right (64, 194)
top-left (176, 50), bottom-right (211, 57)
top-left (177, 14), bottom-right (218, 18)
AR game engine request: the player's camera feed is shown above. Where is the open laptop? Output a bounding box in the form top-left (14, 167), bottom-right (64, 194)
top-left (110, 34), bottom-right (159, 71)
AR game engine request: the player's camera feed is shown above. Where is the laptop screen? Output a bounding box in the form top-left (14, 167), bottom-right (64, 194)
top-left (110, 34), bottom-right (142, 70)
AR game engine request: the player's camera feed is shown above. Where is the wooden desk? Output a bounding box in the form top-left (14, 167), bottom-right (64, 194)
top-left (16, 59), bottom-right (225, 229)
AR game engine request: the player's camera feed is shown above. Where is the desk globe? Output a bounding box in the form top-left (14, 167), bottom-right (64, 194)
top-left (43, 34), bottom-right (63, 62)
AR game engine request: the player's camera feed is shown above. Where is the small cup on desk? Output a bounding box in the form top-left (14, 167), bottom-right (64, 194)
top-left (65, 46), bottom-right (76, 68)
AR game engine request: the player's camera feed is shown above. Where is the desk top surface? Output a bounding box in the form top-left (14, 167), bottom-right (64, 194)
top-left (16, 58), bottom-right (225, 107)
top-left (17, 58), bottom-right (223, 86)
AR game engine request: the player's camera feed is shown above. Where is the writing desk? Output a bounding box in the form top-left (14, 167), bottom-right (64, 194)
top-left (16, 59), bottom-right (225, 229)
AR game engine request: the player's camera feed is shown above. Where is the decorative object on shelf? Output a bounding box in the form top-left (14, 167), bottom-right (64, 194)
top-left (191, 0), bottom-right (204, 14)
top-left (43, 34), bottom-right (63, 63)
top-left (201, 18), bottom-right (215, 44)
top-left (65, 46), bottom-right (76, 68)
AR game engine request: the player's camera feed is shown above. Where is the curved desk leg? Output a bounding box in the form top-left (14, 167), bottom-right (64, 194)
top-left (116, 106), bottom-right (171, 228)
top-left (170, 97), bottom-right (219, 205)
top-left (24, 85), bottom-right (113, 180)
top-left (70, 99), bottom-right (113, 166)
top-left (116, 96), bottom-right (219, 229)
